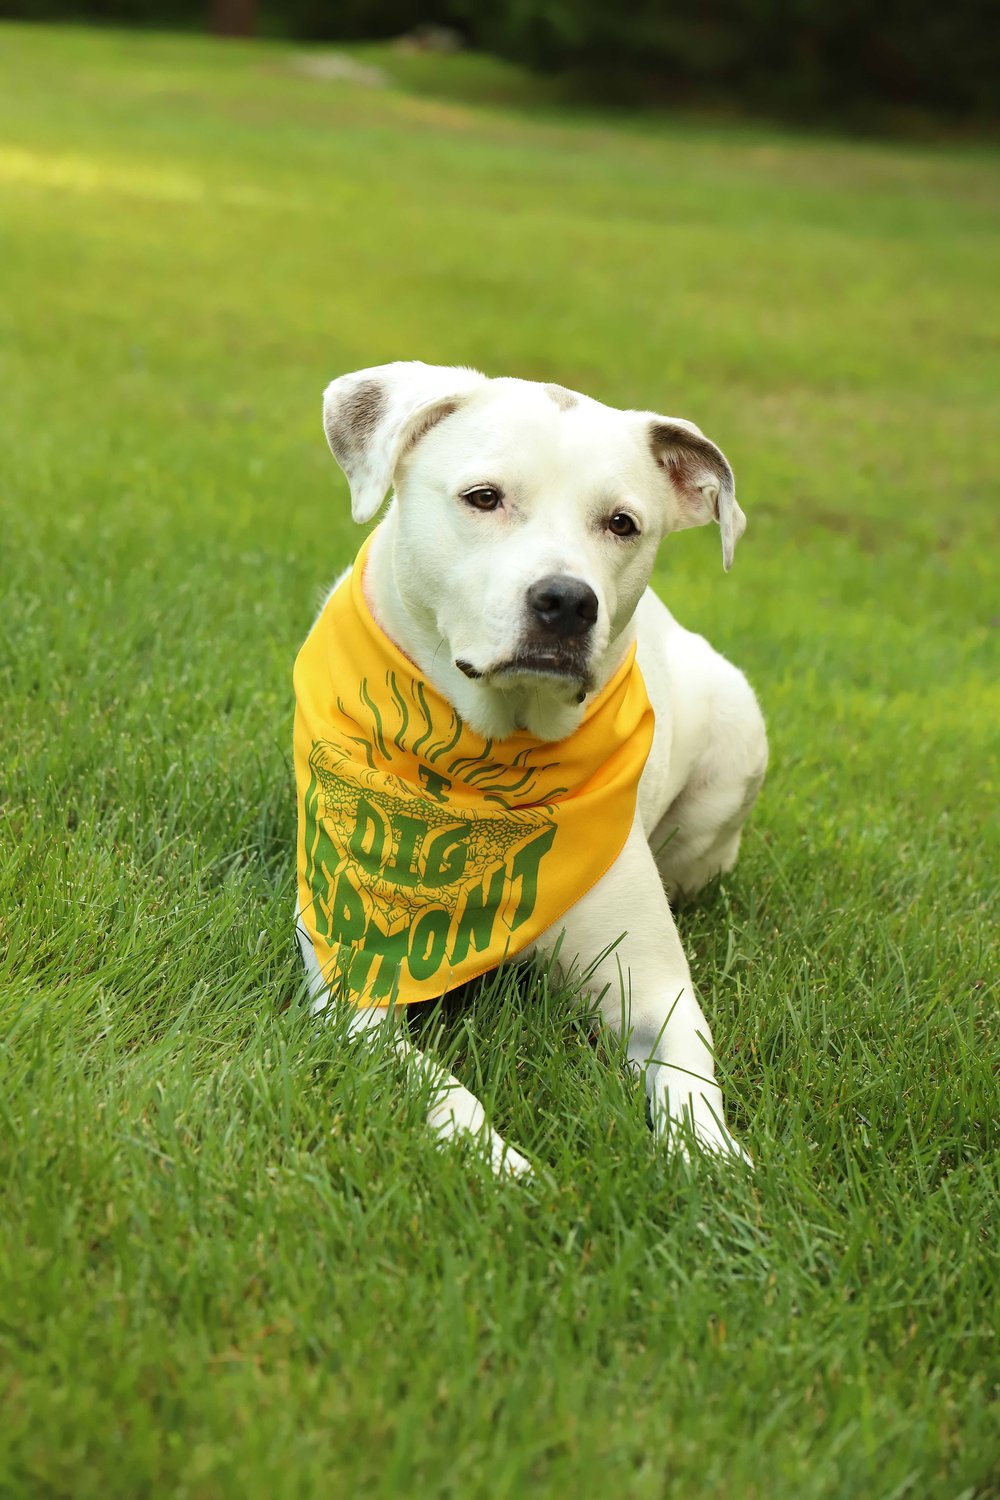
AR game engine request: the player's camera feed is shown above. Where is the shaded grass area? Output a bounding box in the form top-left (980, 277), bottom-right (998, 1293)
top-left (1, 22), bottom-right (998, 1499)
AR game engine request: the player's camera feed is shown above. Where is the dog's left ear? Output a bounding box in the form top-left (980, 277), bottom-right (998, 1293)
top-left (323, 360), bottom-right (487, 524)
top-left (642, 415), bottom-right (746, 571)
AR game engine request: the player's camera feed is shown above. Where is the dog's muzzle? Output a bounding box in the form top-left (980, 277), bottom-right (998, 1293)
top-left (455, 575), bottom-right (597, 695)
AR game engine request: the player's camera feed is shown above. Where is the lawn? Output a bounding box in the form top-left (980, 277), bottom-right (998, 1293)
top-left (0, 21), bottom-right (997, 1499)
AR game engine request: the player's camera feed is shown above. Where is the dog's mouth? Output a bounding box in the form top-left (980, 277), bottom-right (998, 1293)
top-left (456, 647), bottom-right (593, 698)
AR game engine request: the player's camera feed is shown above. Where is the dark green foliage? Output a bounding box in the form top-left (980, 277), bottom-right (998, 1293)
top-left (461, 0), bottom-right (999, 114)
top-left (0, 0), bottom-right (203, 22)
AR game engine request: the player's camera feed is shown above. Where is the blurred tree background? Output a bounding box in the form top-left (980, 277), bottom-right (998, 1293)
top-left (0, 0), bottom-right (995, 122)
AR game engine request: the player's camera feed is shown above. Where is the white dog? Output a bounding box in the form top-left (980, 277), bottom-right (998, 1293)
top-left (295, 361), bottom-right (767, 1175)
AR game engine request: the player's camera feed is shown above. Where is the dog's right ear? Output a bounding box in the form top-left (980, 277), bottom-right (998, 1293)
top-left (323, 361), bottom-right (487, 524)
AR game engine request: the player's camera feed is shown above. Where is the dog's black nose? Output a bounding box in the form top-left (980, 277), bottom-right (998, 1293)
top-left (526, 576), bottom-right (599, 638)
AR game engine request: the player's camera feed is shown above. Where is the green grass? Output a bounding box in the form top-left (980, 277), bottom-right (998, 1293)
top-left (1, 21), bottom-right (998, 1499)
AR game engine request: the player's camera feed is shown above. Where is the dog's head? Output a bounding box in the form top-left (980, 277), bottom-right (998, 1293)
top-left (322, 361), bottom-right (745, 729)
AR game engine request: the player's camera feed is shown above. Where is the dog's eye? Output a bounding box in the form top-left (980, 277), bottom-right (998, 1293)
top-left (462, 487), bottom-right (502, 512)
top-left (608, 512), bottom-right (639, 538)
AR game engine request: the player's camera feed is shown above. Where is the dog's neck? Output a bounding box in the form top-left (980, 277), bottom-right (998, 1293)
top-left (362, 521), bottom-right (634, 745)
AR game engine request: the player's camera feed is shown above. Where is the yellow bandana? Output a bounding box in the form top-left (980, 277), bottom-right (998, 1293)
top-left (294, 534), bottom-right (655, 1006)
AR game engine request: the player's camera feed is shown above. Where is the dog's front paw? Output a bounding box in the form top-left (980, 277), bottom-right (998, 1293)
top-left (488, 1136), bottom-right (534, 1179)
top-left (427, 1092), bottom-right (533, 1179)
top-left (660, 1089), bottom-right (754, 1169)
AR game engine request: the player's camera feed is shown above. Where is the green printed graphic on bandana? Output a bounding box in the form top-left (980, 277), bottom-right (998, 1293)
top-left (303, 739), bottom-right (556, 1001)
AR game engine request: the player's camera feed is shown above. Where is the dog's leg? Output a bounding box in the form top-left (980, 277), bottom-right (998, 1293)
top-left (647, 635), bottom-right (767, 903)
top-left (392, 1029), bottom-right (532, 1178)
top-left (348, 1007), bottom-right (532, 1178)
top-left (534, 823), bottom-right (751, 1165)
top-left (297, 911), bottom-right (531, 1177)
